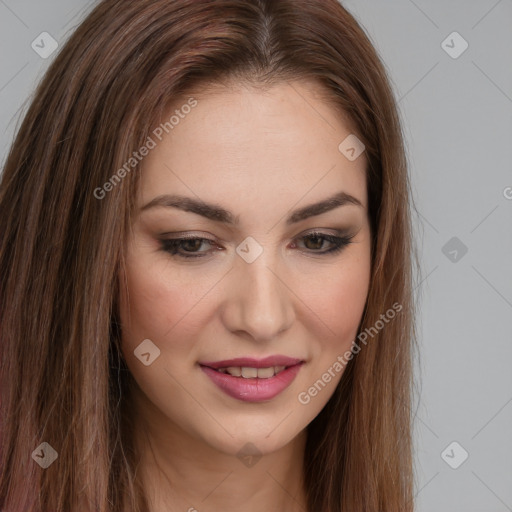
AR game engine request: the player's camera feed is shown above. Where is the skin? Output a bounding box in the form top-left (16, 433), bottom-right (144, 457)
top-left (118, 79), bottom-right (372, 512)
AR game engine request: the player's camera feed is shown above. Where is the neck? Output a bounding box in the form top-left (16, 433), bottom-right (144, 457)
top-left (130, 387), bottom-right (308, 512)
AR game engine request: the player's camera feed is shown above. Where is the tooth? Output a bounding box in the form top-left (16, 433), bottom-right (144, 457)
top-left (220, 366), bottom-right (286, 378)
top-left (257, 367), bottom-right (275, 379)
top-left (241, 367), bottom-right (258, 378)
top-left (226, 366), bottom-right (242, 377)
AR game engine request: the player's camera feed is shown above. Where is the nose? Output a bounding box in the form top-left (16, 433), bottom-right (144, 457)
top-left (220, 250), bottom-right (295, 342)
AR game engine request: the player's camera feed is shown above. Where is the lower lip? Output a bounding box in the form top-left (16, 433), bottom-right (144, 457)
top-left (200, 364), bottom-right (303, 402)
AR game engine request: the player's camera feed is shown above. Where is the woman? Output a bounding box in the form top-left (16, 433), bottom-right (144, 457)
top-left (0, 0), bottom-right (420, 510)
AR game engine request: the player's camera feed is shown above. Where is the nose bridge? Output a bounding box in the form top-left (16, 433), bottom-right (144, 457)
top-left (224, 246), bottom-right (294, 341)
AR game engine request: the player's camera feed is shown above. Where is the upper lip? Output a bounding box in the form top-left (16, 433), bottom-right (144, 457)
top-left (199, 355), bottom-right (303, 369)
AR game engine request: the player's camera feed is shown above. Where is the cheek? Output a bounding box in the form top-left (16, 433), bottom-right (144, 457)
top-left (118, 258), bottom-right (198, 352)
top-left (293, 257), bottom-right (370, 409)
top-left (302, 255), bottom-right (371, 350)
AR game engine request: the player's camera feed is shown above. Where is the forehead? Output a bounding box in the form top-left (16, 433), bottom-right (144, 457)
top-left (138, 80), bottom-right (367, 218)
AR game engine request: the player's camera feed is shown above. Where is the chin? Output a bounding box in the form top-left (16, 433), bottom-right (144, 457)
top-left (195, 416), bottom-right (303, 457)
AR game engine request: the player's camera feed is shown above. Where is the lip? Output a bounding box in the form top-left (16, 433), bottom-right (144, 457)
top-left (200, 355), bottom-right (303, 370)
top-left (199, 355), bottom-right (304, 403)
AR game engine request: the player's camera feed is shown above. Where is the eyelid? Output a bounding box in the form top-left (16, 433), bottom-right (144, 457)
top-left (159, 228), bottom-right (356, 260)
top-left (160, 227), bottom-right (353, 241)
top-left (299, 227), bottom-right (353, 238)
top-left (159, 231), bottom-right (220, 244)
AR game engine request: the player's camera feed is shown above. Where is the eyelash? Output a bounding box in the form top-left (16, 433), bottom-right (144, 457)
top-left (159, 231), bottom-right (355, 260)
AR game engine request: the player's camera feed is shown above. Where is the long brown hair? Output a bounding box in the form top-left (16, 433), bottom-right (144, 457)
top-left (0, 0), bottom-right (420, 510)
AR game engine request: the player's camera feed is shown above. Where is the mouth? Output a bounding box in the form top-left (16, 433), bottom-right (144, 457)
top-left (199, 356), bottom-right (304, 402)
top-left (213, 365), bottom-right (288, 379)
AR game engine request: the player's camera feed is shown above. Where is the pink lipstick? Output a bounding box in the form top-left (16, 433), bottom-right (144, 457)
top-left (199, 355), bottom-right (304, 402)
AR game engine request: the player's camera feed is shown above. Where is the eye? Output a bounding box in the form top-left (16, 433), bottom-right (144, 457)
top-left (292, 231), bottom-right (355, 255)
top-left (160, 236), bottom-right (218, 259)
top-left (159, 230), bottom-right (355, 260)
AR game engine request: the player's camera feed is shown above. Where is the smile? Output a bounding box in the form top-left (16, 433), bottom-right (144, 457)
top-left (216, 366), bottom-right (286, 378)
top-left (199, 355), bottom-right (304, 402)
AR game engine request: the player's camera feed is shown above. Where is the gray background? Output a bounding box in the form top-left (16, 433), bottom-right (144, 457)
top-left (1, 1), bottom-right (511, 510)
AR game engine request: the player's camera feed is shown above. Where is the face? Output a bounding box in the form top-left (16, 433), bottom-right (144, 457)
top-left (118, 79), bottom-right (372, 457)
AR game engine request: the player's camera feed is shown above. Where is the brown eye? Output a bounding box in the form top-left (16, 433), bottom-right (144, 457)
top-left (295, 232), bottom-right (355, 255)
top-left (303, 234), bottom-right (327, 250)
top-left (180, 239), bottom-right (205, 252)
top-left (160, 237), bottom-right (217, 258)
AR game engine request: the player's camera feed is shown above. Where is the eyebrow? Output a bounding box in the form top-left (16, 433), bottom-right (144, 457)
top-left (140, 191), bottom-right (364, 225)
